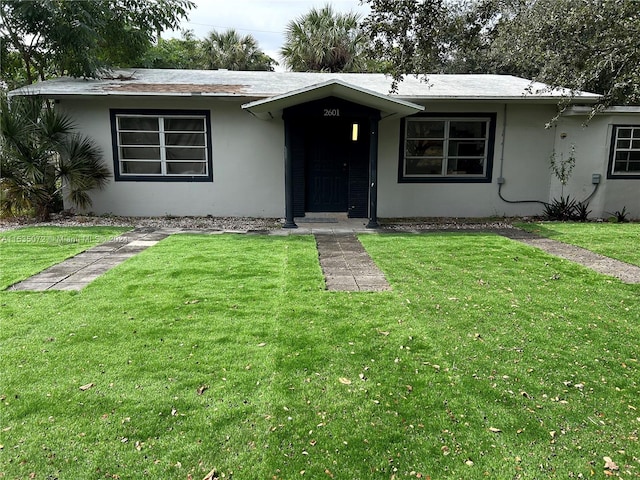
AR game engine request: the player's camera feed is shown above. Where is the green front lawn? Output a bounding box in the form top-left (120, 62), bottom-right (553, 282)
top-left (516, 222), bottom-right (640, 266)
top-left (0, 226), bottom-right (131, 289)
top-left (1, 230), bottom-right (639, 479)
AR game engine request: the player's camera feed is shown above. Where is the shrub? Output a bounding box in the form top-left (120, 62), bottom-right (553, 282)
top-left (543, 197), bottom-right (592, 222)
top-left (573, 200), bottom-right (591, 222)
top-left (543, 196), bottom-right (577, 221)
top-left (0, 96), bottom-right (109, 220)
top-left (608, 206), bottom-right (629, 223)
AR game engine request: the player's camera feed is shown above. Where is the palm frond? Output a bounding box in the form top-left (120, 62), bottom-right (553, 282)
top-left (281, 4), bottom-right (366, 72)
top-left (1, 99), bottom-right (109, 219)
top-left (40, 107), bottom-right (76, 143)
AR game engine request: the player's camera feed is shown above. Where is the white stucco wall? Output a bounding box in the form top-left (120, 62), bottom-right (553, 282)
top-left (554, 112), bottom-right (640, 220)
top-left (377, 102), bottom-right (557, 218)
top-left (57, 95), bottom-right (635, 219)
top-left (58, 96), bottom-right (285, 217)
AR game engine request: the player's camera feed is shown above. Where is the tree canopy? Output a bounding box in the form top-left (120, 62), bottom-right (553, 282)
top-left (362, 0), bottom-right (445, 87)
top-left (362, 0), bottom-right (640, 108)
top-left (281, 4), bottom-right (367, 72)
top-left (487, 0), bottom-right (640, 107)
top-left (0, 0), bottom-right (194, 87)
top-left (2, 0), bottom-right (638, 112)
top-left (202, 29), bottom-right (277, 71)
top-left (137, 30), bottom-right (207, 70)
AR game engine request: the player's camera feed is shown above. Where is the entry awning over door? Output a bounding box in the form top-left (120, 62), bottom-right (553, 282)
top-left (242, 79), bottom-right (424, 120)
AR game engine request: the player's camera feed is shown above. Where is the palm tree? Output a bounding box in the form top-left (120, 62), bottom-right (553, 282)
top-left (280, 4), bottom-right (367, 72)
top-left (0, 96), bottom-right (109, 220)
top-left (202, 29), bottom-right (276, 71)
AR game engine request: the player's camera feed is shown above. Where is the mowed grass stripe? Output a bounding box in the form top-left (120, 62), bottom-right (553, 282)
top-left (1, 231), bottom-right (638, 479)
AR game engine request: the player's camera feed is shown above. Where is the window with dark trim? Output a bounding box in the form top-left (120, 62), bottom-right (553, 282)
top-left (110, 109), bottom-right (213, 182)
top-left (608, 125), bottom-right (640, 179)
top-left (399, 113), bottom-right (496, 183)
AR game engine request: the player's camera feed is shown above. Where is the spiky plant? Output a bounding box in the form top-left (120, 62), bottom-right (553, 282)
top-left (0, 95), bottom-right (109, 220)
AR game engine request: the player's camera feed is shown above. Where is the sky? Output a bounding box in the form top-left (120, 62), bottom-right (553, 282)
top-left (165, 0), bottom-right (371, 68)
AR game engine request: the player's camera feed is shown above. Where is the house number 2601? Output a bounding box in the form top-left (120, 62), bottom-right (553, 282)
top-left (323, 108), bottom-right (340, 117)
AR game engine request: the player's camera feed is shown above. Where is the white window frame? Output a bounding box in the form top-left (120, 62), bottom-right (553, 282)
top-left (111, 110), bottom-right (212, 182)
top-left (609, 125), bottom-right (640, 178)
top-left (400, 115), bottom-right (494, 183)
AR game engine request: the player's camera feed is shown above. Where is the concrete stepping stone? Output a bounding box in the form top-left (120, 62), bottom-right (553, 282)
top-left (315, 233), bottom-right (391, 292)
top-left (499, 229), bottom-right (640, 284)
top-left (7, 228), bottom-right (169, 291)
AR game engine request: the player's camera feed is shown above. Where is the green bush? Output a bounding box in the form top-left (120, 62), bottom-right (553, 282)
top-left (0, 96), bottom-right (109, 220)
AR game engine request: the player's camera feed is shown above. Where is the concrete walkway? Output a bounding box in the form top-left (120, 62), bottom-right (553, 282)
top-left (7, 223), bottom-right (390, 292)
top-left (7, 228), bottom-right (170, 291)
top-left (281, 215), bottom-right (391, 291)
top-left (315, 234), bottom-right (390, 292)
top-left (281, 214), bottom-right (372, 235)
top-left (6, 219), bottom-right (640, 291)
top-left (498, 228), bottom-right (640, 284)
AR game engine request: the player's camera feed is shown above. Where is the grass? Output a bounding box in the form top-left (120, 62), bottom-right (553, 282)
top-left (516, 222), bottom-right (640, 266)
top-left (0, 226), bottom-right (131, 289)
top-left (1, 228), bottom-right (639, 479)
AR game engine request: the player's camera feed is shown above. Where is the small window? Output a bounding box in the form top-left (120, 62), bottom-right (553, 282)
top-left (110, 109), bottom-right (213, 182)
top-left (608, 125), bottom-right (640, 179)
top-left (399, 114), bottom-right (496, 183)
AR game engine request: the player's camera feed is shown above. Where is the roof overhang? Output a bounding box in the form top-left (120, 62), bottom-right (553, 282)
top-left (561, 105), bottom-right (640, 116)
top-left (242, 79), bottom-right (424, 120)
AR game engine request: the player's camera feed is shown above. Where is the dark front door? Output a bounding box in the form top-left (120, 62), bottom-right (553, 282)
top-left (284, 97), bottom-right (377, 218)
top-left (305, 118), bottom-right (351, 212)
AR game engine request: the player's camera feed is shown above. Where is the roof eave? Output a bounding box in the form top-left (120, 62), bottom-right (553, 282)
top-left (242, 79), bottom-right (425, 120)
top-left (398, 95), bottom-right (602, 104)
top-left (8, 89), bottom-right (257, 99)
top-left (562, 105), bottom-right (640, 116)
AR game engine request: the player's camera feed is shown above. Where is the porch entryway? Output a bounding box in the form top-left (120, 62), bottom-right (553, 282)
top-left (284, 97), bottom-right (374, 219)
top-left (240, 78), bottom-right (426, 228)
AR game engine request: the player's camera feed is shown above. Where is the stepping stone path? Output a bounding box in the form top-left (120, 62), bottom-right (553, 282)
top-left (498, 229), bottom-right (640, 284)
top-left (7, 228), bottom-right (169, 291)
top-left (314, 233), bottom-right (391, 292)
top-left (7, 222), bottom-right (640, 292)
